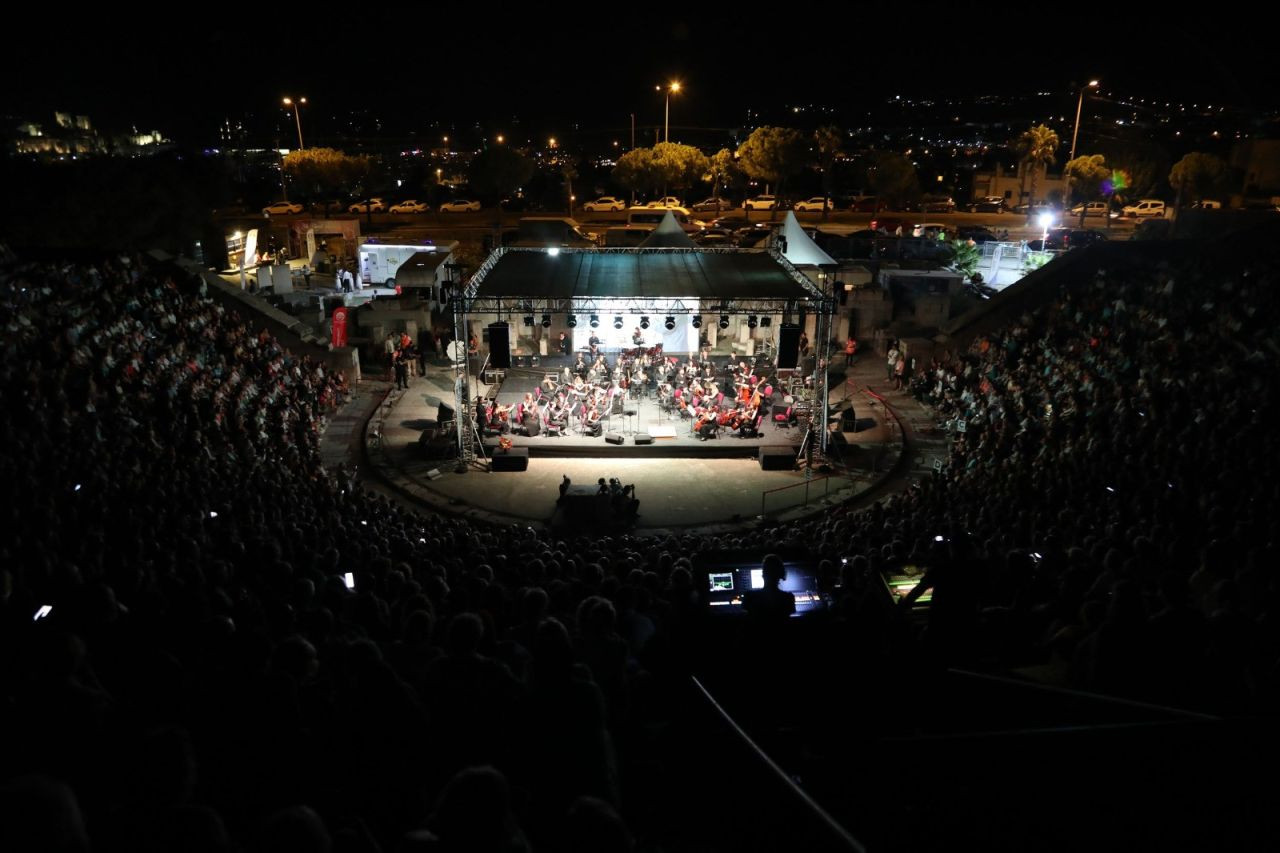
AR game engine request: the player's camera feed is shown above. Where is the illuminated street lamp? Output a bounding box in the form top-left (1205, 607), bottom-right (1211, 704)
top-left (282, 97), bottom-right (306, 150)
top-left (1038, 211), bottom-right (1054, 252)
top-left (496, 134), bottom-right (505, 144)
top-left (1068, 80), bottom-right (1099, 164)
top-left (656, 81), bottom-right (681, 143)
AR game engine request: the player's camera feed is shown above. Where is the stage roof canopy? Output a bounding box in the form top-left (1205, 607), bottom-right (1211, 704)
top-left (470, 248), bottom-right (816, 302)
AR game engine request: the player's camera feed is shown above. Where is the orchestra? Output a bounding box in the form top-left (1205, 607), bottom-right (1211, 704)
top-left (474, 345), bottom-right (776, 441)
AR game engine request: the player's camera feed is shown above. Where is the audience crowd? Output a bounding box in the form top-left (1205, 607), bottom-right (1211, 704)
top-left (2, 243), bottom-right (1279, 851)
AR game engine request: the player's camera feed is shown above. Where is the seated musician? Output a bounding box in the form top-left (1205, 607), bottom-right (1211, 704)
top-left (737, 405), bottom-right (760, 437)
top-left (570, 375), bottom-right (587, 398)
top-left (542, 372), bottom-right (560, 392)
top-left (583, 402), bottom-right (603, 436)
top-left (696, 406), bottom-right (719, 441)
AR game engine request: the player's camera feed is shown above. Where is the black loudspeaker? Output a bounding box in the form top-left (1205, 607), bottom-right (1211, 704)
top-left (488, 322), bottom-right (511, 369)
top-left (841, 406), bottom-right (857, 431)
top-left (634, 434), bottom-right (654, 445)
top-left (759, 446), bottom-right (795, 470)
top-left (777, 324), bottom-right (801, 369)
top-left (605, 432), bottom-right (624, 445)
top-left (491, 447), bottom-right (529, 471)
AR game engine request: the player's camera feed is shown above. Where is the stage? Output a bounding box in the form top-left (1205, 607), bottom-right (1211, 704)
top-left (483, 364), bottom-right (805, 459)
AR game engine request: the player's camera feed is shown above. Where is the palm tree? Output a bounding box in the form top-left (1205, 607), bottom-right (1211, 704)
top-left (1015, 125), bottom-right (1060, 221)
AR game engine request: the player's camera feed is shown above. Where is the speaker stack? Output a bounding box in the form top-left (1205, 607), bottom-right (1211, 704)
top-left (758, 446), bottom-right (795, 470)
top-left (490, 447), bottom-right (529, 471)
top-left (777, 324), bottom-right (801, 369)
top-left (488, 322), bottom-right (510, 369)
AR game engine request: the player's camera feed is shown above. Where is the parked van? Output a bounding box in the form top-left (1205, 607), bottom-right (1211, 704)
top-left (603, 225), bottom-right (656, 247)
top-left (1122, 199), bottom-right (1166, 218)
top-left (626, 207), bottom-right (695, 230)
top-left (513, 217), bottom-right (598, 247)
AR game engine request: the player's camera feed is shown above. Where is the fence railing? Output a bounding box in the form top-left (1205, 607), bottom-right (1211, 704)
top-left (760, 474), bottom-right (833, 517)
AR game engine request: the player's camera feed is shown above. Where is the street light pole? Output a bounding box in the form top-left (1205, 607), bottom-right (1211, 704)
top-left (283, 97), bottom-right (307, 150)
top-left (1068, 80), bottom-right (1098, 164)
top-left (657, 81), bottom-right (681, 143)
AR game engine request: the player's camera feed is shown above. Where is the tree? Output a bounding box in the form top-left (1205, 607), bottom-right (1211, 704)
top-left (561, 159), bottom-right (579, 214)
top-left (1169, 152), bottom-right (1228, 208)
top-left (651, 142), bottom-right (709, 197)
top-left (946, 236), bottom-right (981, 282)
top-left (469, 145), bottom-right (534, 242)
top-left (1064, 154), bottom-right (1109, 226)
top-left (866, 152), bottom-right (919, 213)
top-left (702, 148), bottom-right (739, 216)
top-left (736, 126), bottom-right (807, 219)
top-left (283, 148), bottom-right (369, 207)
top-left (1014, 125), bottom-right (1060, 218)
top-left (613, 148), bottom-right (659, 202)
top-left (814, 126), bottom-right (842, 222)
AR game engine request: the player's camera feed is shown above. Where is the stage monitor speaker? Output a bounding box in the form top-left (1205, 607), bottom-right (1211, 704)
top-left (777, 324), bottom-right (801, 369)
top-left (605, 432), bottom-right (624, 446)
top-left (488, 322), bottom-right (511, 369)
top-left (841, 406), bottom-right (857, 431)
top-left (759, 446), bottom-right (795, 470)
top-left (491, 447), bottom-right (529, 471)
top-left (634, 434), bottom-right (654, 445)
top-left (771, 403), bottom-right (789, 417)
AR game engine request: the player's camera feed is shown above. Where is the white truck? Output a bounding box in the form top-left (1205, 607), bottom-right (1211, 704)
top-left (358, 242), bottom-right (449, 288)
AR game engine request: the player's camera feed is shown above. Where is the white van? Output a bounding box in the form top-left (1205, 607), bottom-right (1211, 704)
top-left (626, 207), bottom-right (694, 229)
top-left (1122, 199), bottom-right (1166, 218)
top-left (603, 225), bottom-right (656, 247)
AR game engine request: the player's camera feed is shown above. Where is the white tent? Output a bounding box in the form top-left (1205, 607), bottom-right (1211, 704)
top-left (637, 211), bottom-right (697, 248)
top-left (778, 211), bottom-right (836, 267)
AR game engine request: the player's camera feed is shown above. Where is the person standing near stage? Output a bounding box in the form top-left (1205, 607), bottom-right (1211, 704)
top-left (886, 341), bottom-right (900, 383)
top-left (393, 350), bottom-right (409, 389)
top-left (844, 336), bottom-right (858, 366)
top-left (559, 332), bottom-right (571, 357)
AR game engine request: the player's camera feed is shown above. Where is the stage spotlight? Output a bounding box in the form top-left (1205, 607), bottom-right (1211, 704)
top-left (523, 315), bottom-right (534, 327)
top-left (747, 314), bottom-right (758, 329)
top-left (568, 315), bottom-right (578, 328)
top-left (541, 314), bottom-right (552, 327)
top-left (613, 315), bottom-right (623, 329)
top-left (692, 315), bottom-right (701, 328)
top-left (664, 316), bottom-right (676, 331)
top-left (719, 314), bottom-right (729, 329)
top-left (589, 314), bottom-right (600, 328)
top-left (760, 316), bottom-right (772, 328)
top-left (640, 316), bottom-right (650, 329)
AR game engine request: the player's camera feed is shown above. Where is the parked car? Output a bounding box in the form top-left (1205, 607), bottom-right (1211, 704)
top-left (1011, 202), bottom-right (1060, 218)
top-left (310, 200), bottom-right (345, 215)
top-left (583, 196), bottom-right (626, 212)
top-left (389, 199), bottom-right (429, 214)
top-left (743, 195), bottom-right (779, 211)
top-left (955, 225), bottom-right (999, 243)
top-left (869, 216), bottom-right (908, 234)
top-left (693, 228), bottom-right (735, 247)
top-left (1121, 199), bottom-right (1166, 218)
top-left (262, 201), bottom-right (303, 216)
top-left (1189, 199), bottom-right (1222, 210)
top-left (920, 195), bottom-right (957, 213)
top-left (690, 197), bottom-right (732, 213)
top-left (1069, 201), bottom-right (1114, 218)
top-left (793, 197), bottom-right (833, 212)
top-left (1027, 227), bottom-right (1108, 251)
top-left (912, 222), bottom-right (952, 239)
top-left (348, 198), bottom-right (387, 213)
top-left (968, 196), bottom-right (1008, 213)
top-left (848, 195), bottom-right (879, 212)
top-left (643, 196), bottom-right (684, 209)
top-left (440, 199), bottom-right (481, 213)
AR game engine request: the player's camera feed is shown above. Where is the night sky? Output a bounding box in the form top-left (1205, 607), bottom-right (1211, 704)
top-left (5, 12), bottom-right (1275, 144)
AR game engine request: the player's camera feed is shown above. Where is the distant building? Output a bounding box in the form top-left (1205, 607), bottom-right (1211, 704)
top-left (1232, 139), bottom-right (1280, 196)
top-left (971, 162), bottom-right (1067, 206)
